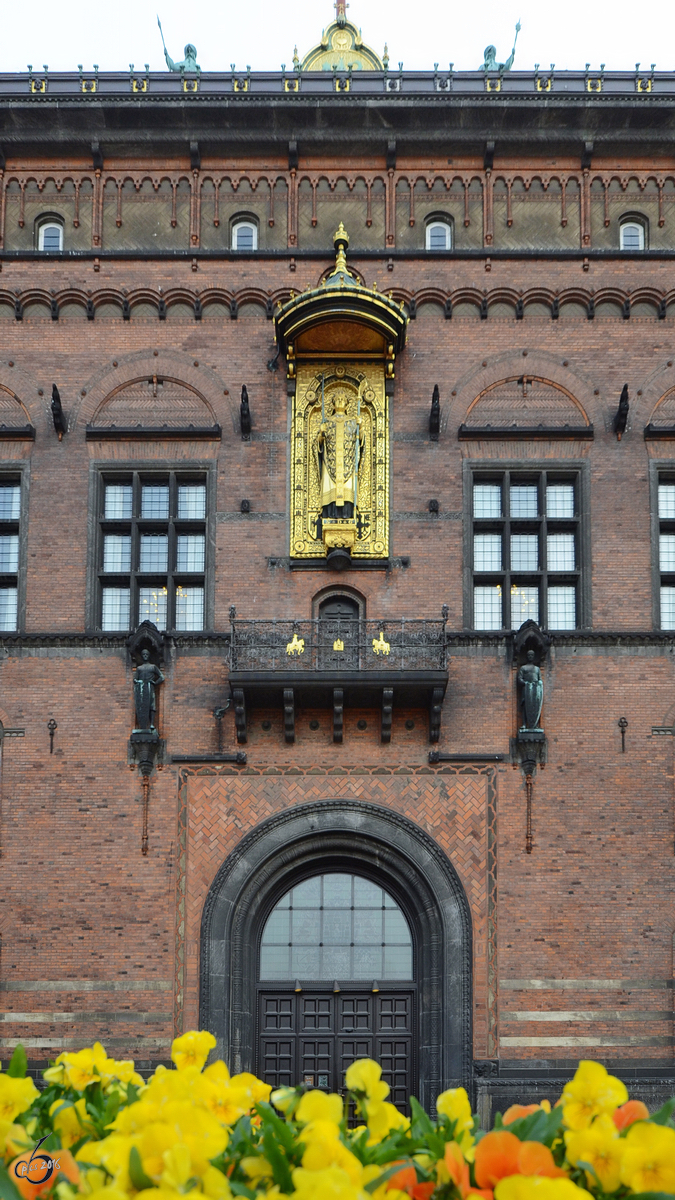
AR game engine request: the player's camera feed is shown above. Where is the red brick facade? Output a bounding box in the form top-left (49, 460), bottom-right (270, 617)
top-left (1, 57), bottom-right (675, 1109)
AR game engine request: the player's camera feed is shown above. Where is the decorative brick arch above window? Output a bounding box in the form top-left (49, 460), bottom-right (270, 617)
top-left (88, 376), bottom-right (218, 433)
top-left (0, 386), bottom-right (33, 433)
top-left (461, 375), bottom-right (591, 436)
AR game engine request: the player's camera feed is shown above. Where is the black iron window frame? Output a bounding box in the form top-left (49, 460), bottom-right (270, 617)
top-left (91, 465), bottom-right (215, 632)
top-left (0, 467), bottom-right (28, 633)
top-left (652, 464), bottom-right (675, 629)
top-left (463, 461), bottom-right (590, 631)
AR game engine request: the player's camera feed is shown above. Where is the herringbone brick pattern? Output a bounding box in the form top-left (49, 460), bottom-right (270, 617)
top-left (181, 766), bottom-right (494, 1055)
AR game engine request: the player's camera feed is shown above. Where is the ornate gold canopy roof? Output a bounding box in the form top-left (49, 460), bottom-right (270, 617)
top-left (274, 224), bottom-right (408, 361)
top-left (295, 1), bottom-right (385, 72)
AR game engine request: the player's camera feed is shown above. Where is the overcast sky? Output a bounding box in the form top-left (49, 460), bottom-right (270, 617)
top-left (3, 0), bottom-right (673, 74)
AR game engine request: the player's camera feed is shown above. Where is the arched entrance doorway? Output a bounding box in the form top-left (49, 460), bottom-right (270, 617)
top-left (258, 872), bottom-right (414, 1105)
top-left (200, 801), bottom-right (472, 1109)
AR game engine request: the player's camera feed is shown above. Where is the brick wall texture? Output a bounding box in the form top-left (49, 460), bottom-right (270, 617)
top-left (1, 151), bottom-right (675, 1087)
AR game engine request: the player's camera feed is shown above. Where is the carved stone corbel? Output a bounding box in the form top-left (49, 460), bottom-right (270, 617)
top-left (283, 688), bottom-right (295, 744)
top-left (429, 686), bottom-right (444, 743)
top-left (333, 688), bottom-right (344, 743)
top-left (381, 687), bottom-right (393, 743)
top-left (232, 688), bottom-right (247, 744)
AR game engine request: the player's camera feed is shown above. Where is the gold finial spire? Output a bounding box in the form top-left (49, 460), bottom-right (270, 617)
top-left (331, 222), bottom-right (350, 276)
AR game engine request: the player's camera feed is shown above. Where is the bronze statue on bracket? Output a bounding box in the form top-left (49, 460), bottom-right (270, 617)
top-left (133, 648), bottom-right (165, 731)
top-left (517, 649), bottom-right (543, 732)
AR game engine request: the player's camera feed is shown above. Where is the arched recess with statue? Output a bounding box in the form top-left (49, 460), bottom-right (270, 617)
top-left (199, 801), bottom-right (472, 1110)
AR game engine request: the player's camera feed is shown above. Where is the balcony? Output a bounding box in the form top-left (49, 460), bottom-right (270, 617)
top-left (228, 614), bottom-right (448, 745)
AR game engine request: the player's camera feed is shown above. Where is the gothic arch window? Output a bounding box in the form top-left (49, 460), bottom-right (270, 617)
top-left (200, 801), bottom-right (473, 1109)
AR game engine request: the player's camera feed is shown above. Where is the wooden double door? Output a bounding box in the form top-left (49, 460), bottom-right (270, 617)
top-left (257, 987), bottom-right (415, 1110)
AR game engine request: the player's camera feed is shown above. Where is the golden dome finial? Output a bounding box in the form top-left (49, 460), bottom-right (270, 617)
top-left (332, 222), bottom-right (350, 276)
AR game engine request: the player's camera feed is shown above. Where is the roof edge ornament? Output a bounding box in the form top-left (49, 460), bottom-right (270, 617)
top-left (298, 2), bottom-right (384, 72)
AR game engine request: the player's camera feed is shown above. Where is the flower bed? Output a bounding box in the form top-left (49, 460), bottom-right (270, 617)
top-left (1, 1030), bottom-right (674, 1200)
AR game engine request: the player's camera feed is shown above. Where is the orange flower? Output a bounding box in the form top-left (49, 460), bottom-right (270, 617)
top-left (388, 1165), bottom-right (417, 1192)
top-left (475, 1132), bottom-right (521, 1187)
top-left (411, 1186), bottom-right (435, 1200)
top-left (516, 1142), bottom-right (567, 1178)
top-left (10, 1149), bottom-right (80, 1200)
top-left (445, 1141), bottom-right (471, 1193)
top-left (503, 1106), bottom-right (537, 1124)
top-left (468, 1192), bottom-right (494, 1200)
top-left (612, 1100), bottom-right (649, 1131)
top-left (503, 1103), bottom-right (549, 1125)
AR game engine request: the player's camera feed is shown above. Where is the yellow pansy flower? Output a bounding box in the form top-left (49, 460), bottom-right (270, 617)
top-left (76, 1133), bottom-right (138, 1192)
top-left (620, 1120), bottom-right (675, 1193)
top-left (161, 1142), bottom-right (195, 1191)
top-left (296, 1089), bottom-right (343, 1126)
top-left (365, 1100), bottom-right (409, 1143)
top-left (564, 1113), bottom-right (624, 1192)
top-left (0, 1073), bottom-right (39, 1121)
top-left (300, 1123), bottom-right (363, 1183)
top-left (50, 1097), bottom-right (93, 1148)
top-left (290, 1165), bottom-right (364, 1199)
top-left (201, 1165), bottom-right (232, 1199)
top-left (171, 1030), bottom-right (216, 1072)
top-left (435, 1085), bottom-right (475, 1153)
top-left (345, 1059), bottom-right (390, 1106)
top-left (0, 1118), bottom-right (30, 1157)
top-left (560, 1061), bottom-right (627, 1131)
top-left (495, 1177), bottom-right (594, 1200)
top-left (271, 1086), bottom-right (297, 1114)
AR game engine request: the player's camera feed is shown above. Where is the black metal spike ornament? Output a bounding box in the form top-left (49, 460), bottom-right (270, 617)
top-left (51, 384), bottom-right (67, 440)
top-left (429, 384), bottom-right (440, 440)
top-left (240, 385), bottom-right (251, 440)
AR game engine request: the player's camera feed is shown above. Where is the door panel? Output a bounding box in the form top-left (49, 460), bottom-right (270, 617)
top-left (257, 988), bottom-right (415, 1107)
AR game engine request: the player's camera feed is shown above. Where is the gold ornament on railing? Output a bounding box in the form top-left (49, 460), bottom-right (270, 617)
top-left (286, 633), bottom-right (305, 656)
top-left (333, 638), bottom-right (345, 651)
top-left (372, 630), bottom-right (390, 656)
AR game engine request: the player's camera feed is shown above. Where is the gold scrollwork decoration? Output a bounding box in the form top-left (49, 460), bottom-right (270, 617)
top-left (290, 363), bottom-right (389, 561)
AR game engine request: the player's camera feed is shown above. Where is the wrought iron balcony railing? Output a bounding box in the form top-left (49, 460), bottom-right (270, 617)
top-left (229, 615), bottom-right (448, 673)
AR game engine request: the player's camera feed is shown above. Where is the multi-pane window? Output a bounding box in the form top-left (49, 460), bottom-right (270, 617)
top-left (0, 481), bottom-right (21, 631)
top-left (426, 220), bottom-right (452, 250)
top-left (98, 474), bottom-right (207, 632)
top-left (657, 480), bottom-right (675, 628)
top-left (619, 220), bottom-right (646, 251)
top-left (259, 873), bottom-right (413, 982)
top-left (471, 472), bottom-right (581, 630)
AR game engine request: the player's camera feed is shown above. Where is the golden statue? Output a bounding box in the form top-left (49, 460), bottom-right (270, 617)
top-left (314, 390), bottom-right (364, 519)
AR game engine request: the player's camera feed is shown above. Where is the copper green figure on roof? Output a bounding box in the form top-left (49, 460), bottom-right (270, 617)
top-left (157, 16), bottom-right (200, 72)
top-left (482, 21), bottom-right (521, 71)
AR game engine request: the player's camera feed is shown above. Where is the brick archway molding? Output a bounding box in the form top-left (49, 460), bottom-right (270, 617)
top-left (199, 800), bottom-right (473, 1108)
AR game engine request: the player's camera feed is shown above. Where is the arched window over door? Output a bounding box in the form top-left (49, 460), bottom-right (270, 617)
top-left (201, 801), bottom-right (473, 1110)
top-left (258, 872), bottom-right (414, 1105)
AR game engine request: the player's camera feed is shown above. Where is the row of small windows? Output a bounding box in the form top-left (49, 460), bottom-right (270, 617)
top-left (30, 214), bottom-right (649, 252)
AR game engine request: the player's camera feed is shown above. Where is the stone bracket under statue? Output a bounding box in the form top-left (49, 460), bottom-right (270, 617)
top-left (127, 622), bottom-right (166, 776)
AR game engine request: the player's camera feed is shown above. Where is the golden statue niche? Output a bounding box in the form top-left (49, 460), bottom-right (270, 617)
top-left (275, 224), bottom-right (407, 568)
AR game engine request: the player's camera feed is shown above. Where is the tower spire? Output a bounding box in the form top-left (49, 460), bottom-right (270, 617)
top-left (334, 0), bottom-right (349, 25)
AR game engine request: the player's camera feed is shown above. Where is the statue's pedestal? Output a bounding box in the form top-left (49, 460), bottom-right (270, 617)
top-left (322, 517), bottom-right (357, 551)
top-left (511, 727), bottom-right (546, 773)
top-left (130, 728), bottom-right (161, 776)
